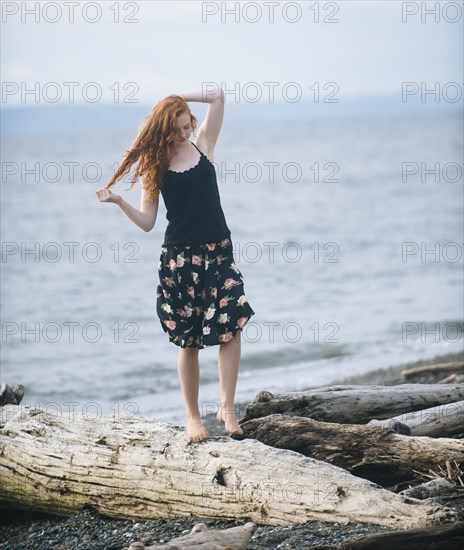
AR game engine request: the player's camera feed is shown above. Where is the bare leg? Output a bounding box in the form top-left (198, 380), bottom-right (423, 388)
top-left (216, 329), bottom-right (243, 435)
top-left (177, 346), bottom-right (208, 442)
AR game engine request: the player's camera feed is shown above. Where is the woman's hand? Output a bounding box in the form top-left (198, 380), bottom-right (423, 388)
top-left (95, 188), bottom-right (121, 205)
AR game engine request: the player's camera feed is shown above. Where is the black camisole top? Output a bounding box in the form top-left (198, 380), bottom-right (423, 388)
top-left (160, 141), bottom-right (231, 246)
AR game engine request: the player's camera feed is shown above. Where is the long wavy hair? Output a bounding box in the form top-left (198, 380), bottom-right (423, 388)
top-left (105, 95), bottom-right (198, 203)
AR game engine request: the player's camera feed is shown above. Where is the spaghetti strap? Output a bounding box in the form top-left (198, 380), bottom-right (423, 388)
top-left (191, 141), bottom-right (202, 154)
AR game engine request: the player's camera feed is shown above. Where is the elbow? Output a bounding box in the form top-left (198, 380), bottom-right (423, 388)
top-left (144, 219), bottom-right (156, 233)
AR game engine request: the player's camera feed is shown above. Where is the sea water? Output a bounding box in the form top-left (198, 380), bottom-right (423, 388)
top-left (2, 106), bottom-right (462, 424)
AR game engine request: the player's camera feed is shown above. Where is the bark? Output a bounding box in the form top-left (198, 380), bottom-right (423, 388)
top-left (240, 384), bottom-right (464, 424)
top-left (238, 414), bottom-right (464, 486)
top-left (367, 400), bottom-right (464, 437)
top-left (0, 405), bottom-right (457, 528)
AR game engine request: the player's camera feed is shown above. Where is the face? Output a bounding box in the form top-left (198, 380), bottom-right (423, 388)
top-left (174, 112), bottom-right (192, 143)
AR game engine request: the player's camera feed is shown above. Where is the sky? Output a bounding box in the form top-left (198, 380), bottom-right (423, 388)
top-left (1, 0), bottom-right (462, 107)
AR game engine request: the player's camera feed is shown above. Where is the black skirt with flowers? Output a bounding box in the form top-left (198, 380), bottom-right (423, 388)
top-left (156, 237), bottom-right (255, 349)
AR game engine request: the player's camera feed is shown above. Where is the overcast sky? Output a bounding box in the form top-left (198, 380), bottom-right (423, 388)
top-left (2, 1), bottom-right (462, 106)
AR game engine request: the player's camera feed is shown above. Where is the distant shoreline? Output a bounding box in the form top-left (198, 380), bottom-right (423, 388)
top-left (325, 349), bottom-right (464, 386)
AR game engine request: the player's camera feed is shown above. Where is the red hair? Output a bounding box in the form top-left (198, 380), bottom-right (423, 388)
top-left (105, 94), bottom-right (198, 203)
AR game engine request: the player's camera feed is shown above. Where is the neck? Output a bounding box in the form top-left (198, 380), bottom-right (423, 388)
top-left (173, 139), bottom-right (190, 154)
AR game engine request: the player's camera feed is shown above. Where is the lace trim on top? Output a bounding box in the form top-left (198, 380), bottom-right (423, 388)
top-left (167, 149), bottom-right (203, 174)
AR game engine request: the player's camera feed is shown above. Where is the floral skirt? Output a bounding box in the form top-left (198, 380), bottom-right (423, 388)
top-left (156, 237), bottom-right (255, 349)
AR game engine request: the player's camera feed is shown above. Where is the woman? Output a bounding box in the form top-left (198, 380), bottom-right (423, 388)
top-left (95, 87), bottom-right (255, 443)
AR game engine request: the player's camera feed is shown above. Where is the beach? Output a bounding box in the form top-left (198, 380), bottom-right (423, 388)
top-left (3, 2), bottom-right (462, 547)
top-left (1, 350), bottom-right (462, 550)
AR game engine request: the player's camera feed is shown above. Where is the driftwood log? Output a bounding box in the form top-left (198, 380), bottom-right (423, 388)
top-left (438, 373), bottom-right (464, 384)
top-left (240, 384), bottom-right (464, 424)
top-left (0, 405), bottom-right (458, 529)
top-left (238, 414), bottom-right (464, 485)
top-left (368, 400), bottom-right (464, 437)
top-left (337, 520), bottom-right (464, 549)
top-left (0, 383), bottom-right (24, 406)
top-left (122, 522), bottom-right (257, 550)
top-left (399, 478), bottom-right (458, 500)
top-left (401, 361), bottom-right (464, 379)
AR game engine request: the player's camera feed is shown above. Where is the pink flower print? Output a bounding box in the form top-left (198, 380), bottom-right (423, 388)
top-left (237, 316), bottom-right (248, 328)
top-left (217, 256), bottom-right (223, 265)
top-left (220, 331), bottom-right (234, 343)
top-left (176, 254), bottom-right (185, 268)
top-left (203, 326), bottom-right (211, 335)
top-left (224, 278), bottom-right (237, 290)
top-left (195, 306), bottom-right (202, 316)
top-left (165, 277), bottom-right (174, 287)
top-left (169, 259), bottom-right (177, 271)
top-left (176, 308), bottom-right (187, 317)
top-left (184, 306), bottom-right (193, 317)
top-left (164, 320), bottom-right (176, 330)
top-left (162, 289), bottom-right (170, 298)
top-left (192, 255), bottom-right (202, 266)
top-left (219, 297), bottom-right (229, 308)
top-left (205, 306), bottom-right (216, 320)
top-left (206, 243), bottom-right (216, 251)
top-left (220, 238), bottom-right (230, 248)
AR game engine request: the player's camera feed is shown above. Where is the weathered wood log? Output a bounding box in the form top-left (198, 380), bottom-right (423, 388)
top-left (367, 400), bottom-right (464, 437)
top-left (122, 522), bottom-right (257, 550)
top-left (438, 373), bottom-right (464, 384)
top-left (338, 520), bottom-right (464, 549)
top-left (0, 383), bottom-right (24, 406)
top-left (0, 405), bottom-right (458, 529)
top-left (401, 361), bottom-right (464, 379)
top-left (238, 414), bottom-right (464, 485)
top-left (366, 418), bottom-right (411, 435)
top-left (399, 478), bottom-right (457, 500)
top-left (240, 384), bottom-right (464, 424)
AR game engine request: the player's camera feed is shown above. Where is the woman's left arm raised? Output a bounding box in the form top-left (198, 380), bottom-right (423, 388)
top-left (176, 86), bottom-right (225, 161)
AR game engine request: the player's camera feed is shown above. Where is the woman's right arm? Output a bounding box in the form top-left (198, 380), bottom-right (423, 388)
top-left (95, 183), bottom-right (159, 233)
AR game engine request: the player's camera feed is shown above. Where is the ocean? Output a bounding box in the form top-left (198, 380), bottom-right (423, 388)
top-left (2, 105), bottom-right (463, 424)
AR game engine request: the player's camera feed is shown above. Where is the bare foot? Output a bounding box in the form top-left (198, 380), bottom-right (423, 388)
top-left (216, 405), bottom-right (243, 436)
top-left (187, 416), bottom-right (209, 442)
